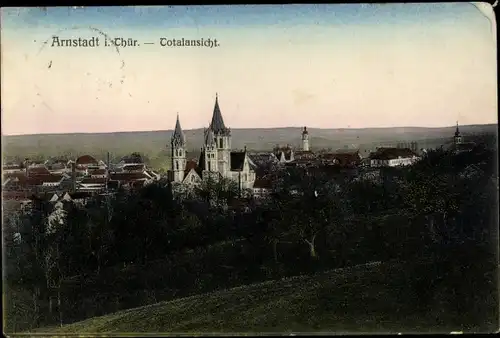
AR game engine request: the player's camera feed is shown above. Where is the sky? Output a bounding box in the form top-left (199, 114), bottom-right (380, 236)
top-left (1, 4), bottom-right (497, 135)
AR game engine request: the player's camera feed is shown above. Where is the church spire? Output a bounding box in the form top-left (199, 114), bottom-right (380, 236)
top-left (171, 113), bottom-right (186, 146)
top-left (455, 121), bottom-right (460, 137)
top-left (209, 93), bottom-right (230, 136)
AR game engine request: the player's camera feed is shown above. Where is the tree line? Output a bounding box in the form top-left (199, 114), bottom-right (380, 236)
top-left (3, 142), bottom-right (498, 332)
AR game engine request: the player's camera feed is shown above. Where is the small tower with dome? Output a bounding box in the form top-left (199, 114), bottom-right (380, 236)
top-left (302, 126), bottom-right (310, 151)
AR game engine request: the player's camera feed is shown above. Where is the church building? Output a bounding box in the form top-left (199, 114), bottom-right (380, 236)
top-left (450, 121), bottom-right (476, 154)
top-left (168, 94), bottom-right (256, 192)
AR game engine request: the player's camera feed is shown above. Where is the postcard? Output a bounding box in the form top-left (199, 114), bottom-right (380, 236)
top-left (1, 4), bottom-right (498, 336)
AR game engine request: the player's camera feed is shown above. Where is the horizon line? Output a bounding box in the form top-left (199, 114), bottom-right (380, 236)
top-left (2, 123), bottom-right (497, 137)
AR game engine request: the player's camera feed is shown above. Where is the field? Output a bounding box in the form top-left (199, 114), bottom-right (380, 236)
top-left (3, 124), bottom-right (497, 168)
top-left (30, 258), bottom-right (497, 335)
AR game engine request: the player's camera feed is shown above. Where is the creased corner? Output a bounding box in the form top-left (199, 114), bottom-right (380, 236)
top-left (470, 2), bottom-right (497, 42)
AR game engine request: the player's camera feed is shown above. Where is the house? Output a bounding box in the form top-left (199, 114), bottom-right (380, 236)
top-left (27, 160), bottom-right (46, 168)
top-left (45, 158), bottom-right (70, 173)
top-left (122, 164), bottom-right (145, 173)
top-left (318, 151), bottom-right (362, 168)
top-left (2, 162), bottom-right (25, 174)
top-left (27, 166), bottom-right (51, 176)
top-left (369, 148), bottom-right (419, 167)
top-left (253, 176), bottom-right (273, 198)
top-left (3, 172), bottom-right (65, 190)
top-left (37, 174), bottom-right (65, 188)
top-left (49, 191), bottom-right (92, 206)
top-left (144, 169), bottom-right (161, 181)
top-left (3, 173), bottom-right (28, 190)
top-left (77, 177), bottom-right (107, 192)
top-left (109, 172), bottom-right (150, 190)
top-left (294, 150), bottom-right (316, 161)
top-left (74, 155), bottom-right (102, 171)
top-left (88, 168), bottom-right (108, 178)
top-left (3, 191), bottom-right (36, 212)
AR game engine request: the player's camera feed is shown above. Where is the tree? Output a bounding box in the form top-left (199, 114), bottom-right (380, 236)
top-left (261, 197), bottom-right (293, 263)
top-left (194, 176), bottom-right (239, 209)
top-left (284, 169), bottom-right (348, 259)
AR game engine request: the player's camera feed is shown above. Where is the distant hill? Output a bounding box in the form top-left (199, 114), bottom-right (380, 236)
top-left (2, 124), bottom-right (497, 162)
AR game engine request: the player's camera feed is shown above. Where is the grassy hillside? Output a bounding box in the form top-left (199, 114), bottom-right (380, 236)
top-left (31, 259), bottom-right (496, 335)
top-left (3, 124), bottom-right (497, 161)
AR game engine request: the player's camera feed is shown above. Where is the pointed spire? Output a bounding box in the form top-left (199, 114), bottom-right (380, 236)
top-left (171, 113), bottom-right (186, 146)
top-left (209, 93), bottom-right (230, 136)
top-left (204, 128), bottom-right (216, 147)
top-left (455, 121), bottom-right (460, 137)
top-left (302, 126), bottom-right (308, 135)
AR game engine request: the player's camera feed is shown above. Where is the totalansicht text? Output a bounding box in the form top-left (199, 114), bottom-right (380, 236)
top-left (50, 36), bottom-right (220, 48)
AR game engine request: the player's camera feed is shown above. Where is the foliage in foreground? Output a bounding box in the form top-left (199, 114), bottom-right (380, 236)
top-left (3, 143), bottom-right (498, 333)
top-left (34, 257), bottom-right (497, 334)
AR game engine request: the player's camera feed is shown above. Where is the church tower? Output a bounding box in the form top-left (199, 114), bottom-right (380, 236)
top-left (454, 121), bottom-right (463, 145)
top-left (207, 93), bottom-right (231, 178)
top-left (171, 114), bottom-right (187, 183)
top-left (203, 128), bottom-right (218, 178)
top-left (302, 126), bottom-right (310, 151)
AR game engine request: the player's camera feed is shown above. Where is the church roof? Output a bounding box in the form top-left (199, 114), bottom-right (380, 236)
top-left (209, 94), bottom-right (230, 136)
top-left (198, 151), bottom-right (206, 170)
top-left (230, 151), bottom-right (246, 171)
top-left (185, 160), bottom-right (203, 177)
top-left (204, 128), bottom-right (216, 146)
top-left (171, 114), bottom-right (186, 146)
top-left (454, 121), bottom-right (462, 137)
top-left (273, 146), bottom-right (293, 161)
top-left (76, 155), bottom-right (98, 166)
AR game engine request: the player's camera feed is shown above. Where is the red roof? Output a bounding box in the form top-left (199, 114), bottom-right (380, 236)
top-left (184, 160), bottom-right (202, 176)
top-left (5, 173), bottom-right (63, 187)
top-left (76, 155), bottom-right (98, 165)
top-left (319, 151), bottom-right (361, 167)
top-left (89, 168), bottom-right (107, 175)
top-left (122, 164), bottom-right (144, 171)
top-left (4, 172), bottom-right (27, 180)
top-left (80, 177), bottom-right (107, 184)
top-left (109, 172), bottom-right (148, 182)
top-left (37, 174), bottom-right (64, 183)
top-left (28, 167), bottom-right (51, 175)
top-left (7, 174), bottom-right (63, 187)
top-left (185, 160), bottom-right (197, 171)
